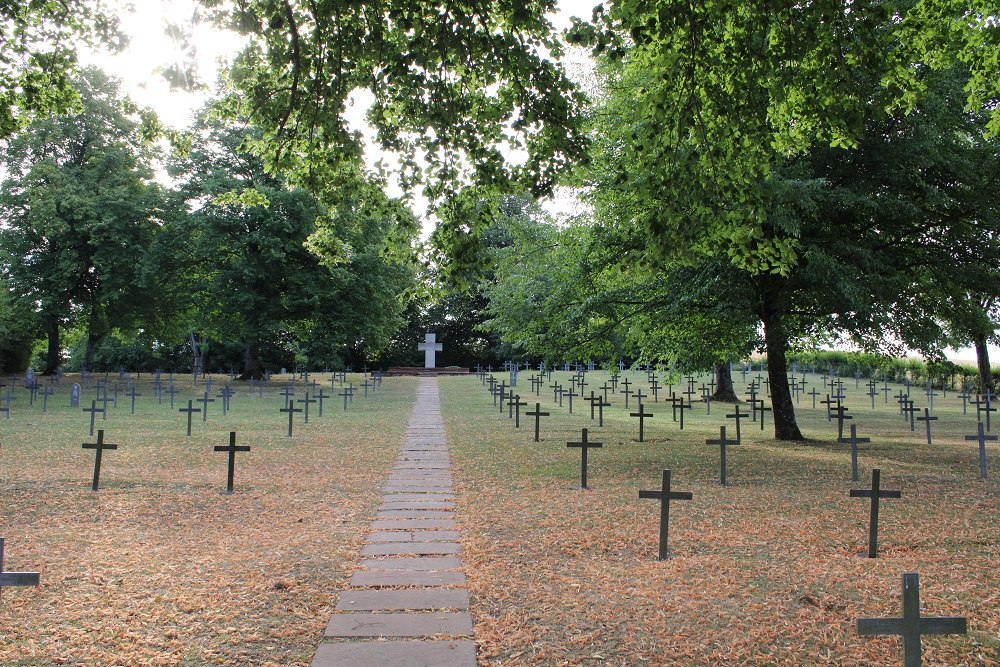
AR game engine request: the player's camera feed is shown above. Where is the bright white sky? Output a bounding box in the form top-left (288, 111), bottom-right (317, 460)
top-left (78, 1), bottom-right (993, 363)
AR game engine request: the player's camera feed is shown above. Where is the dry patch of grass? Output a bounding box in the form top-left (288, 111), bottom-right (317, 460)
top-left (443, 372), bottom-right (999, 667)
top-left (1, 374), bottom-right (418, 666)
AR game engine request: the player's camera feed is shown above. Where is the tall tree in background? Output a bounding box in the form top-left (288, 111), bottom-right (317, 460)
top-left (0, 67), bottom-right (163, 374)
top-left (157, 114), bottom-right (417, 377)
top-left (568, 2), bottom-right (1000, 439)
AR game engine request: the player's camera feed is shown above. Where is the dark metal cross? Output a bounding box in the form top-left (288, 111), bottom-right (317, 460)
top-left (850, 468), bottom-right (901, 558)
top-left (707, 426), bottom-right (738, 485)
top-left (965, 422), bottom-right (997, 479)
top-left (280, 403), bottom-right (303, 437)
top-left (179, 400), bottom-right (201, 437)
top-left (857, 572), bottom-right (966, 667)
top-left (214, 431), bottom-right (251, 494)
top-left (197, 391), bottom-right (215, 422)
top-left (314, 388), bottom-right (329, 417)
top-left (125, 385), bottom-right (141, 415)
top-left (511, 394), bottom-right (528, 427)
top-left (565, 388), bottom-right (577, 414)
top-left (340, 384), bottom-right (353, 410)
top-left (630, 401), bottom-right (653, 442)
top-left (676, 397), bottom-right (691, 430)
top-left (639, 469), bottom-right (692, 560)
top-left (297, 392), bottom-right (318, 423)
top-left (832, 403), bottom-right (852, 440)
top-left (526, 402), bottom-right (550, 442)
top-left (725, 405), bottom-right (748, 443)
top-left (567, 428), bottom-right (602, 489)
top-left (901, 399), bottom-right (919, 431)
top-left (838, 424), bottom-right (870, 482)
top-left (0, 537), bottom-right (40, 600)
top-left (596, 395), bottom-right (610, 427)
top-left (916, 408), bottom-right (938, 445)
top-left (82, 400), bottom-right (104, 436)
top-left (279, 385), bottom-right (296, 408)
top-left (82, 429), bottom-right (118, 491)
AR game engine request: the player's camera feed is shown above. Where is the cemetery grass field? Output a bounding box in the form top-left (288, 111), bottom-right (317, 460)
top-left (1, 370), bottom-right (997, 666)
top-left (0, 374), bottom-right (415, 666)
top-left (442, 372), bottom-right (998, 667)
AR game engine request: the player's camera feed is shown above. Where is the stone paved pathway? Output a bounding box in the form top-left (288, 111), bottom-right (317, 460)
top-left (310, 378), bottom-right (477, 666)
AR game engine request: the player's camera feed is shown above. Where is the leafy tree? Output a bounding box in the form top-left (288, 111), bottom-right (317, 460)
top-left (0, 280), bottom-right (39, 373)
top-left (200, 0), bottom-right (588, 262)
top-left (563, 4), bottom-right (1000, 440)
top-left (0, 2), bottom-right (125, 137)
top-left (0, 67), bottom-right (164, 374)
top-left (158, 115), bottom-right (417, 377)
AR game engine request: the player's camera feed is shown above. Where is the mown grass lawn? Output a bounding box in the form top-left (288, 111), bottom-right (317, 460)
top-left (443, 371), bottom-right (998, 667)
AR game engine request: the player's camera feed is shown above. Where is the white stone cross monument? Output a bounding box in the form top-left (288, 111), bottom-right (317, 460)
top-left (417, 332), bottom-right (443, 369)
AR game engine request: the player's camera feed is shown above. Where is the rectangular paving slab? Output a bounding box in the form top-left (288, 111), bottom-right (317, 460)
top-left (381, 493), bottom-right (455, 502)
top-left (336, 589), bottom-right (470, 611)
top-left (360, 556), bottom-right (463, 571)
top-left (350, 569), bottom-right (467, 587)
top-left (368, 530), bottom-right (460, 543)
top-left (379, 501), bottom-right (454, 511)
top-left (322, 612), bottom-right (473, 637)
top-left (371, 519), bottom-right (457, 530)
top-left (376, 510), bottom-right (455, 519)
top-left (361, 542), bottom-right (461, 556)
top-left (311, 639), bottom-right (477, 666)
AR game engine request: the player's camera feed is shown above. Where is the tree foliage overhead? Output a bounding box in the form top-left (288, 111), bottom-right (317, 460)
top-left (0, 1), bottom-right (125, 138)
top-left (203, 0), bottom-right (588, 204)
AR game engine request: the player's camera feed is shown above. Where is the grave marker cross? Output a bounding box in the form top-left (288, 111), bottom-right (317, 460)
top-left (638, 469), bottom-right (693, 560)
top-left (297, 392), bottom-right (317, 423)
top-left (179, 400), bottom-right (201, 436)
top-left (197, 392), bottom-right (215, 422)
top-left (857, 572), bottom-right (966, 667)
top-left (838, 424), bottom-right (871, 482)
top-left (725, 405), bottom-right (749, 443)
top-left (850, 468), bottom-right (901, 558)
top-left (214, 431), bottom-right (251, 493)
top-left (417, 332), bottom-right (443, 368)
top-left (82, 429), bottom-right (118, 491)
top-left (916, 408), bottom-right (938, 445)
top-left (964, 422), bottom-right (997, 479)
top-left (510, 394), bottom-right (528, 427)
top-left (630, 401), bottom-right (653, 442)
top-left (0, 537), bottom-right (40, 600)
top-left (567, 428), bottom-right (602, 489)
top-left (526, 402), bottom-right (550, 442)
top-left (82, 400), bottom-right (104, 436)
top-left (706, 426), bottom-right (738, 485)
top-left (280, 403), bottom-right (303, 437)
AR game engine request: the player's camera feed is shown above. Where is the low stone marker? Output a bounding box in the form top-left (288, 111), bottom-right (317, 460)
top-left (639, 469), bottom-right (692, 560)
top-left (567, 428), bottom-right (602, 489)
top-left (0, 537), bottom-right (40, 600)
top-left (850, 468), bottom-right (901, 558)
top-left (857, 572), bottom-right (966, 667)
top-left (214, 431), bottom-right (250, 494)
top-left (82, 429), bottom-right (118, 491)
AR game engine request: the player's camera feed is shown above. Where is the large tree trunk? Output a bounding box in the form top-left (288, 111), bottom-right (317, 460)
top-left (43, 316), bottom-right (60, 375)
top-left (760, 296), bottom-right (803, 440)
top-left (190, 332), bottom-right (205, 376)
top-left (974, 334), bottom-right (994, 395)
top-left (84, 331), bottom-right (99, 372)
top-left (240, 339), bottom-right (264, 380)
top-left (712, 363), bottom-right (739, 402)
